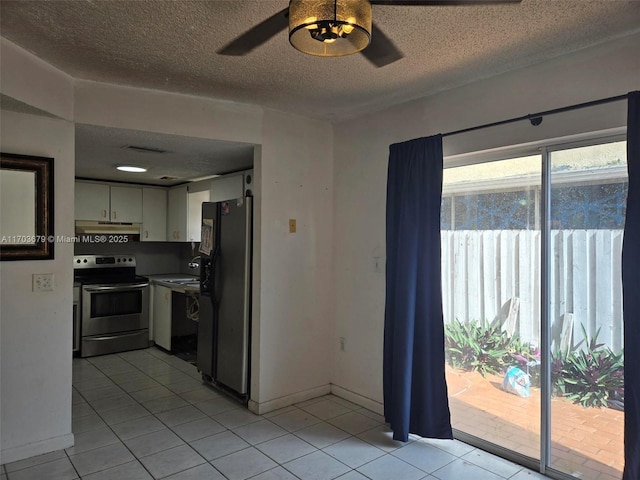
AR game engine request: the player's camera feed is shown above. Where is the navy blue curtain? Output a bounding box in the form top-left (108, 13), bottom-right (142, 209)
top-left (623, 91), bottom-right (640, 480)
top-left (383, 135), bottom-right (453, 442)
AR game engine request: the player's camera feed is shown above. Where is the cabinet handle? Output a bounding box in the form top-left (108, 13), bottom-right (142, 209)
top-left (145, 230), bottom-right (148, 239)
top-left (113, 211), bottom-right (117, 220)
top-left (103, 209), bottom-right (107, 218)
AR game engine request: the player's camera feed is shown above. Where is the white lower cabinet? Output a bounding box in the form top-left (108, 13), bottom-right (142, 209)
top-left (153, 284), bottom-right (172, 350)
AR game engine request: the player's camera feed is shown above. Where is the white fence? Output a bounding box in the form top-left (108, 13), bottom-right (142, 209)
top-left (441, 230), bottom-right (624, 353)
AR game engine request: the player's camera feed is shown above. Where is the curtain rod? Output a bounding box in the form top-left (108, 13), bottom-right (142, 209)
top-left (441, 92), bottom-right (633, 138)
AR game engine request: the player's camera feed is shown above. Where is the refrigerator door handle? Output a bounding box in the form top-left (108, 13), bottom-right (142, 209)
top-left (214, 251), bottom-right (222, 305)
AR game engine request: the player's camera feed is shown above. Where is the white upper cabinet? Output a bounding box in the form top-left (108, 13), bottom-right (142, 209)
top-left (110, 185), bottom-right (142, 223)
top-left (187, 189), bottom-right (210, 242)
top-left (167, 184), bottom-right (210, 242)
top-left (75, 181), bottom-right (142, 222)
top-left (167, 185), bottom-right (188, 241)
top-left (142, 187), bottom-right (167, 241)
top-left (74, 175), bottom-right (238, 241)
top-left (75, 182), bottom-right (110, 221)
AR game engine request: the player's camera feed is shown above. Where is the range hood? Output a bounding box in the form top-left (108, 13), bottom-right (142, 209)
top-left (75, 220), bottom-right (142, 236)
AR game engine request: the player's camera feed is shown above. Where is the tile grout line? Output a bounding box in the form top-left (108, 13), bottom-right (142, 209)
top-left (74, 351), bottom-right (249, 479)
top-left (72, 350), bottom-right (535, 480)
top-left (134, 362), bottom-right (350, 479)
top-left (114, 354), bottom-right (234, 480)
top-left (63, 448), bottom-right (83, 480)
top-left (75, 352), bottom-right (206, 479)
top-left (74, 356), bottom-right (168, 479)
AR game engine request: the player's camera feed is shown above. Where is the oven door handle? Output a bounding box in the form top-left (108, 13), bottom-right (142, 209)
top-left (84, 331), bottom-right (146, 342)
top-left (84, 282), bottom-right (149, 292)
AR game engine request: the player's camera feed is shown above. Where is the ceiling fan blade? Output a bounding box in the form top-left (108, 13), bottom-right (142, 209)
top-left (217, 7), bottom-right (289, 56)
top-left (360, 21), bottom-right (404, 68)
top-left (370, 0), bottom-right (521, 5)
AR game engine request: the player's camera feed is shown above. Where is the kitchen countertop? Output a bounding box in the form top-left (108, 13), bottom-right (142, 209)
top-left (146, 274), bottom-right (200, 295)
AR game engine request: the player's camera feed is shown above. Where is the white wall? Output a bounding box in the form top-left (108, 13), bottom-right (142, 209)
top-left (0, 111), bottom-right (75, 463)
top-left (1, 39), bottom-right (337, 447)
top-left (0, 38), bottom-right (73, 120)
top-left (331, 32), bottom-right (640, 409)
top-left (74, 80), bottom-right (263, 144)
top-left (250, 110), bottom-right (334, 412)
top-left (72, 81), bottom-right (336, 412)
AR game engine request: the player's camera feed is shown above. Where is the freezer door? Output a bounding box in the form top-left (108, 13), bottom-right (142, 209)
top-left (215, 197), bottom-right (252, 395)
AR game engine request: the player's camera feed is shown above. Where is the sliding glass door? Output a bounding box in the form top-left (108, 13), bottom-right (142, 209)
top-left (548, 141), bottom-right (626, 479)
top-left (442, 154), bottom-right (542, 462)
top-left (442, 138), bottom-right (626, 479)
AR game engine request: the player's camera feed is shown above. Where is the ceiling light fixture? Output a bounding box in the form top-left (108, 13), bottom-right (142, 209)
top-left (116, 165), bottom-right (147, 173)
top-left (289, 0), bottom-right (372, 57)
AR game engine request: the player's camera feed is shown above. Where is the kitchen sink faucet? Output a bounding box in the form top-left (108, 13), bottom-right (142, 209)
top-left (188, 255), bottom-right (200, 270)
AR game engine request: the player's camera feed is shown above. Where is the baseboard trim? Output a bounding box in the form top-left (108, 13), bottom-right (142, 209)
top-left (248, 384), bottom-right (331, 415)
top-left (1, 433), bottom-right (74, 465)
top-left (330, 385), bottom-right (384, 416)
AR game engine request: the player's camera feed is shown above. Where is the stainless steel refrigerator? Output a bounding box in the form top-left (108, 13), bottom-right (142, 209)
top-left (197, 197), bottom-right (252, 400)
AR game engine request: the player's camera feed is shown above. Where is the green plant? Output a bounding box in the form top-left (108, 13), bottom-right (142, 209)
top-left (549, 335), bottom-right (585, 397)
top-left (445, 318), bottom-right (513, 377)
top-left (558, 325), bottom-right (624, 408)
top-left (445, 319), bottom-right (625, 410)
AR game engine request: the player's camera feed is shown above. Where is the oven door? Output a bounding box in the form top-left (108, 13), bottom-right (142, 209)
top-left (82, 282), bottom-right (149, 336)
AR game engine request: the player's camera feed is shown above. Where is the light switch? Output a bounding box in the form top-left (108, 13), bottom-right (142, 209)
top-left (289, 219), bottom-right (297, 233)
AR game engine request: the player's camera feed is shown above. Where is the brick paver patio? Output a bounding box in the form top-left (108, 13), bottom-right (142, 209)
top-left (446, 366), bottom-right (624, 480)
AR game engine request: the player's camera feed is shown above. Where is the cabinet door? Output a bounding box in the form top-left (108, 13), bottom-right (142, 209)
top-left (75, 182), bottom-right (110, 221)
top-left (167, 185), bottom-right (188, 241)
top-left (142, 188), bottom-right (167, 241)
top-left (153, 285), bottom-right (172, 350)
top-left (187, 190), bottom-right (210, 242)
top-left (110, 186), bottom-right (142, 223)
top-left (210, 173), bottom-right (245, 202)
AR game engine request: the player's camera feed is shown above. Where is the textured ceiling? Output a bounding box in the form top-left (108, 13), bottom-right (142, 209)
top-left (74, 124), bottom-right (255, 185)
top-left (2, 0), bottom-right (639, 184)
top-left (2, 0), bottom-right (640, 122)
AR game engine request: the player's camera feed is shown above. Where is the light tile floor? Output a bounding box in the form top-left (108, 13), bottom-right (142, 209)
top-left (1, 347), bottom-right (552, 480)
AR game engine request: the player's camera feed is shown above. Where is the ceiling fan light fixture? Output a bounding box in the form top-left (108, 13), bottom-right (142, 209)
top-left (289, 0), bottom-right (372, 57)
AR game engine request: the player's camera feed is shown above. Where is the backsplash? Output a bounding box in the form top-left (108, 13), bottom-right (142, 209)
top-left (74, 242), bottom-right (181, 275)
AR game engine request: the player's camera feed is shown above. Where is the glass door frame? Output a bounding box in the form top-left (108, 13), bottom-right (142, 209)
top-left (541, 133), bottom-right (626, 479)
top-left (445, 130), bottom-right (627, 480)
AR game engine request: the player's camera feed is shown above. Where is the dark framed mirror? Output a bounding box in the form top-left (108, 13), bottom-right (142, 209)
top-left (0, 152), bottom-right (54, 260)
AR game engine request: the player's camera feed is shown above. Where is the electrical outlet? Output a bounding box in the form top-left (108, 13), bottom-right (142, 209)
top-left (289, 218), bottom-right (297, 233)
top-left (339, 336), bottom-right (346, 352)
top-left (33, 273), bottom-right (54, 292)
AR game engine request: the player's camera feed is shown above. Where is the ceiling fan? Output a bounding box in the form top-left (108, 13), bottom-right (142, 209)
top-left (217, 0), bottom-right (522, 68)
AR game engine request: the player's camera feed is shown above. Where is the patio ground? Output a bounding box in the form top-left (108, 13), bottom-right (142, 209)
top-left (445, 366), bottom-right (624, 480)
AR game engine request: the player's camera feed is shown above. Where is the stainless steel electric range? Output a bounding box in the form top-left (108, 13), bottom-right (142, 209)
top-left (74, 255), bottom-right (149, 357)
